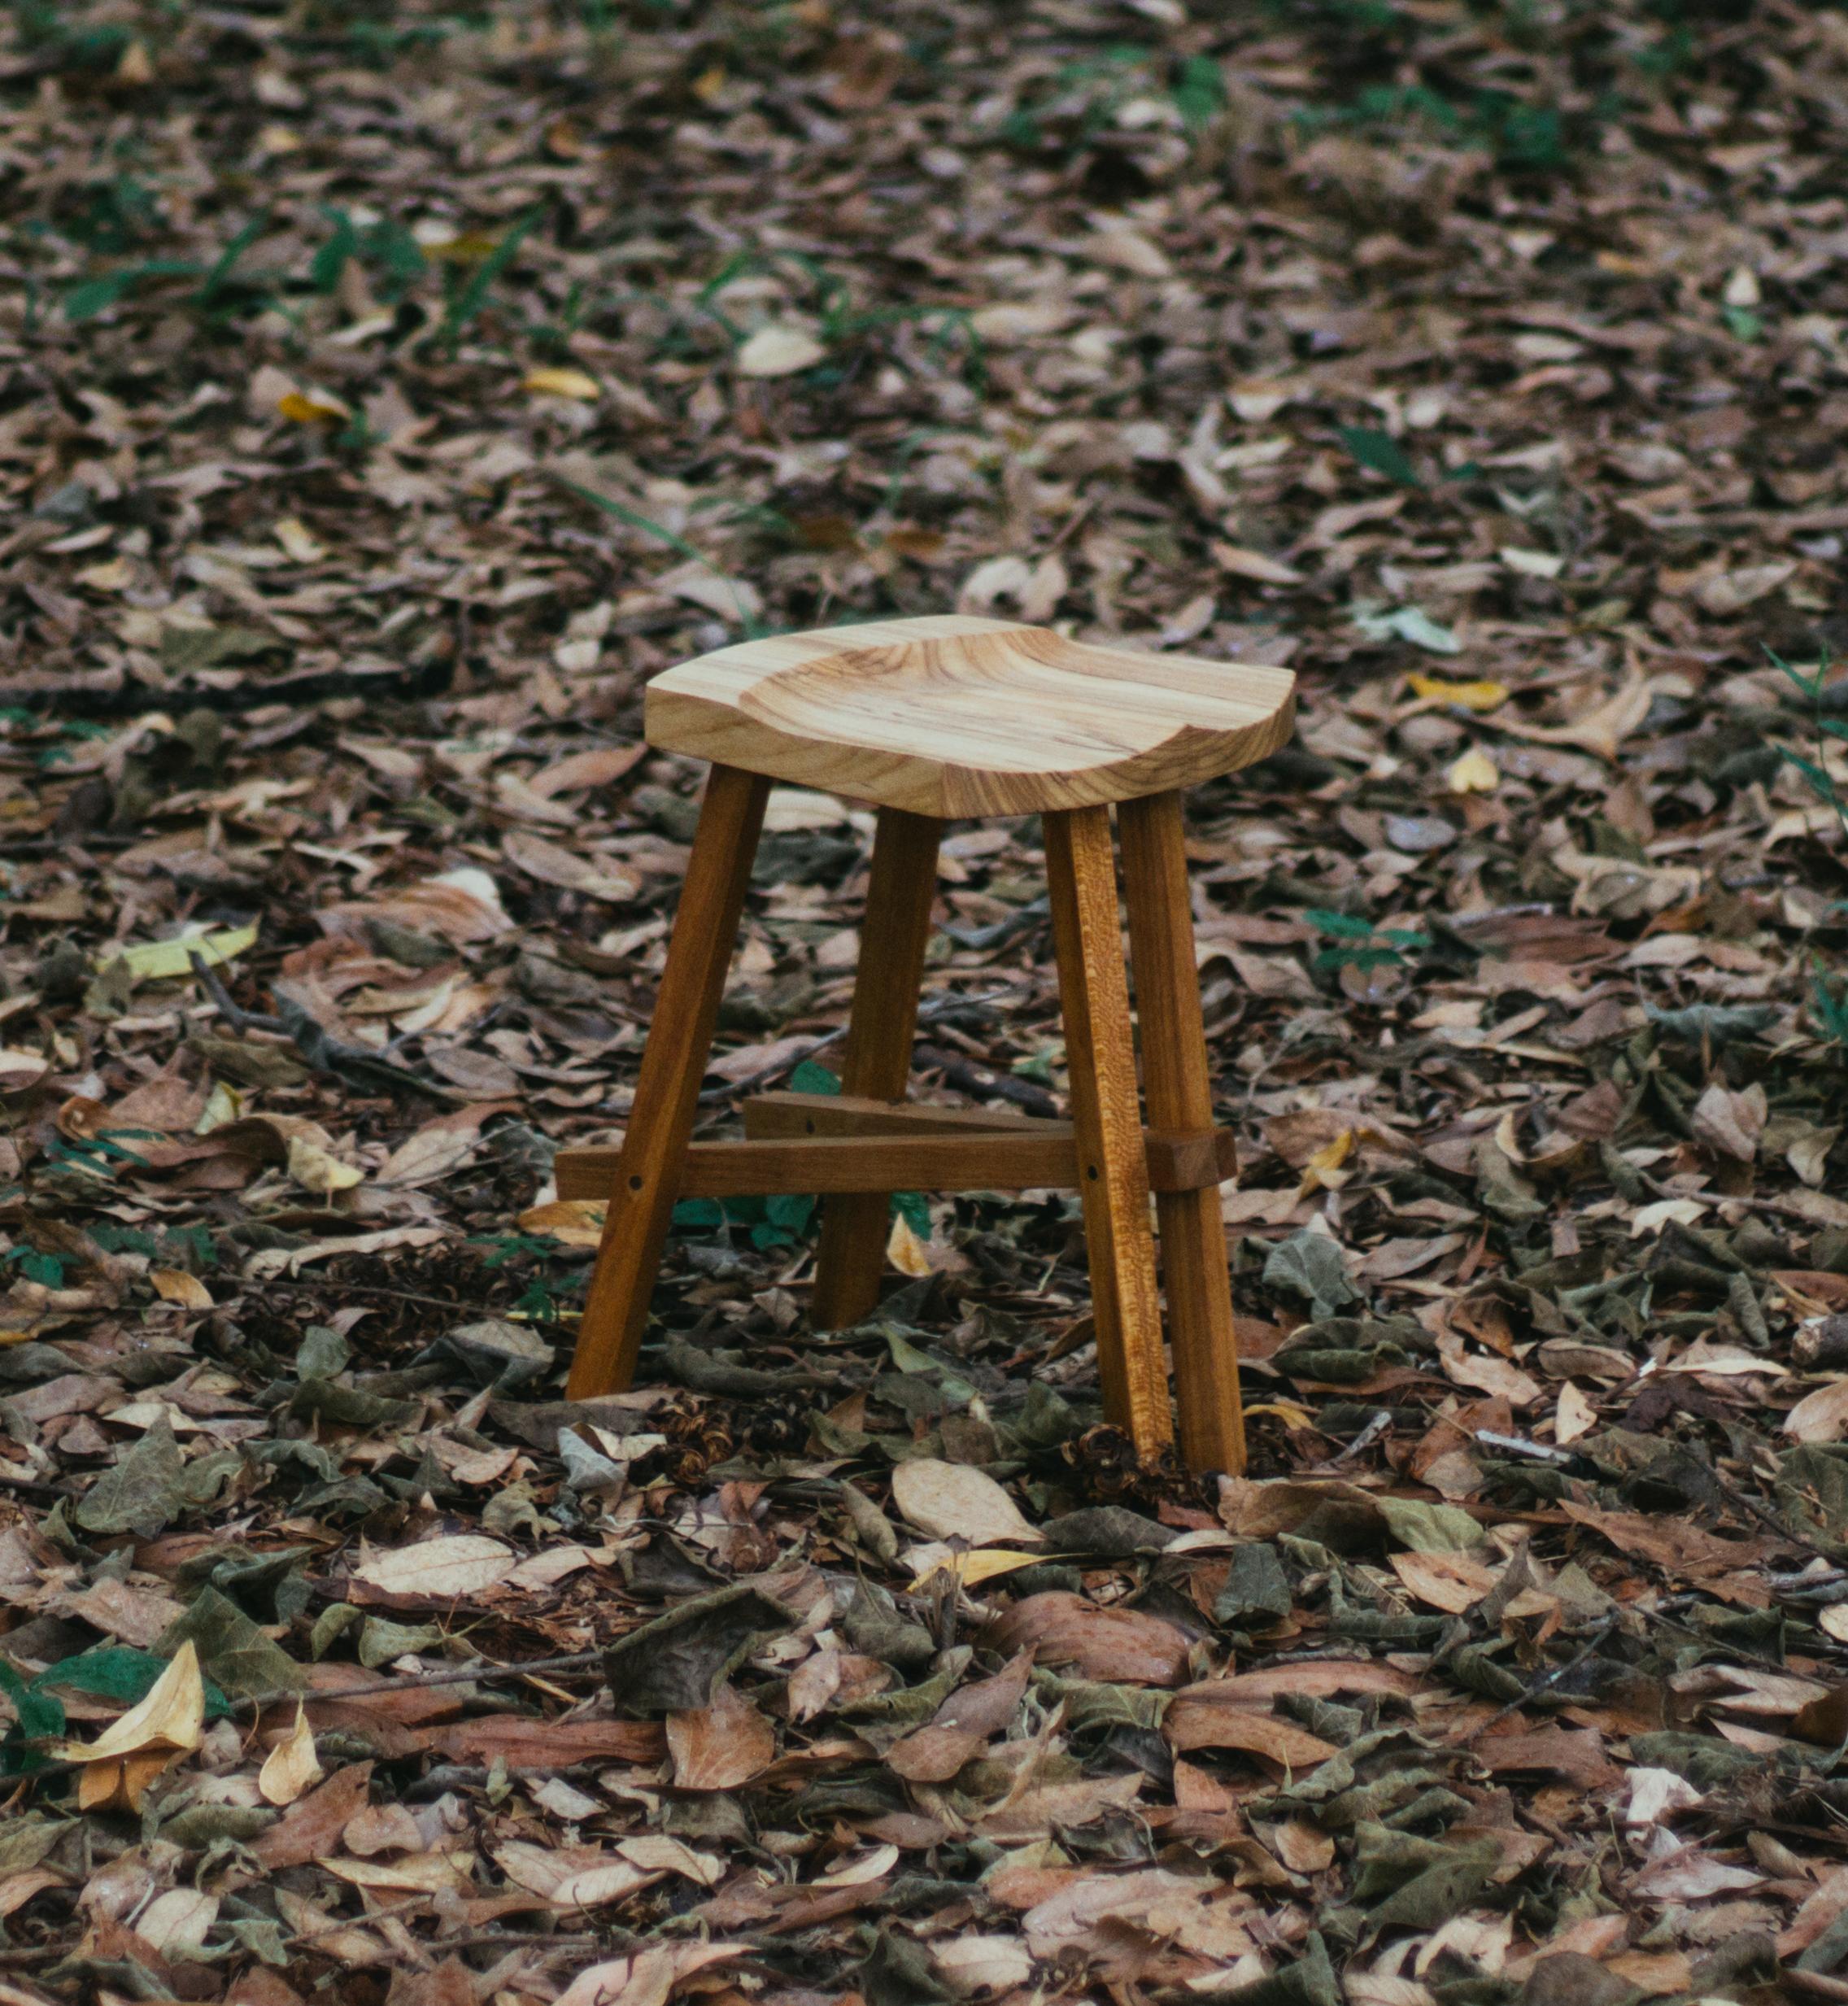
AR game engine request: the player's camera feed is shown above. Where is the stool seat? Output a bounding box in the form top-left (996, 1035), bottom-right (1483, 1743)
top-left (646, 614), bottom-right (1296, 818)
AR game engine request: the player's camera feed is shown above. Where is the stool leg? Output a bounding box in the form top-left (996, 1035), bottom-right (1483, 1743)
top-left (810, 806), bottom-right (942, 1329)
top-left (1119, 791), bottom-right (1246, 1476)
top-left (567, 764), bottom-right (770, 1400)
top-left (1044, 805), bottom-right (1174, 1459)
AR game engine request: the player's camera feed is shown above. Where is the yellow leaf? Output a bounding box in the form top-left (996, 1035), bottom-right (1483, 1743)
top-left (273, 516), bottom-right (327, 563)
top-left (259, 1704), bottom-right (324, 1808)
top-left (421, 232), bottom-right (501, 266)
top-left (63, 1640), bottom-right (205, 1767)
top-left (885, 1210), bottom-right (934, 1278)
top-left (908, 1546), bottom-right (1044, 1590)
top-left (277, 390), bottom-right (351, 425)
top-left (195, 1080), bottom-right (245, 1134)
top-left (150, 1269), bottom-right (212, 1310)
top-left (286, 1133), bottom-right (364, 1195)
top-left (115, 38), bottom-right (155, 84)
top-left (1297, 1129), bottom-right (1353, 1197)
top-left (114, 922), bottom-right (258, 983)
top-left (516, 1198), bottom-right (606, 1248)
top-left (79, 1749), bottom-right (176, 1815)
top-left (1407, 674), bottom-right (1510, 713)
top-left (524, 367), bottom-right (601, 402)
top-left (1243, 1401), bottom-right (1318, 1429)
top-left (1446, 748), bottom-right (1500, 793)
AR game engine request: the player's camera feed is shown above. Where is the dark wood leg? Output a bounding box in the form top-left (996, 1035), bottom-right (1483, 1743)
top-left (566, 764), bottom-right (770, 1399)
top-left (1119, 790), bottom-right (1245, 1476)
top-left (1043, 805), bottom-right (1173, 1459)
top-left (808, 806), bottom-right (942, 1329)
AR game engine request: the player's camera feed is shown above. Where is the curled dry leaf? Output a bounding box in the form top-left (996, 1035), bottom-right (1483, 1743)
top-left (259, 1703), bottom-right (325, 1807)
top-left (1785, 1377), bottom-right (1848, 1445)
top-left (63, 1638), bottom-right (206, 1813)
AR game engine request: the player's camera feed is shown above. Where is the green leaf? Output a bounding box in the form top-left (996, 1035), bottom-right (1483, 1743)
top-left (1786, 750), bottom-right (1839, 803)
top-left (1172, 54), bottom-right (1225, 131)
top-left (63, 258), bottom-right (198, 322)
top-left (8, 1249), bottom-right (63, 1287)
top-left (1313, 944), bottom-right (1405, 973)
top-left (1767, 643), bottom-right (1819, 700)
top-left (555, 479), bottom-right (767, 639)
top-left (1338, 425), bottom-right (1423, 488)
top-left (437, 206), bottom-right (542, 356)
top-left (311, 207), bottom-right (359, 293)
top-left (195, 212), bottom-right (268, 304)
top-left (0, 1659), bottom-right (63, 1742)
top-left (789, 1058), bottom-right (842, 1096)
top-left (1305, 909), bottom-right (1375, 940)
top-left (765, 1192), bottom-right (817, 1234)
top-left (893, 1190), bottom-right (931, 1236)
top-left (37, 1645), bottom-right (232, 1720)
top-left (1815, 958), bottom-right (1848, 1047)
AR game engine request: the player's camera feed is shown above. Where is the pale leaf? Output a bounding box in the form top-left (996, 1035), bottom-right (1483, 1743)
top-left (890, 1459), bottom-right (1044, 1547)
top-left (351, 1533), bottom-right (516, 1598)
top-left (259, 1703), bottom-right (325, 1807)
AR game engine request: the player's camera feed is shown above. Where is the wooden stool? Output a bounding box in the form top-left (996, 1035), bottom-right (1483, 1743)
top-left (557, 617), bottom-right (1295, 1474)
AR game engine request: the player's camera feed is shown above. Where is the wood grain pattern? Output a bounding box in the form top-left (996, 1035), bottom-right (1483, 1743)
top-left (754, 1092), bottom-right (1232, 1190)
top-left (809, 807), bottom-right (941, 1329)
top-left (1119, 789), bottom-right (1246, 1476)
top-left (743, 1091), bottom-right (1068, 1140)
top-left (1044, 805), bottom-right (1173, 1457)
top-left (689, 1132), bottom-right (1083, 1196)
top-left (645, 615), bottom-right (1295, 818)
top-left (565, 764), bottom-right (769, 1401)
top-left (558, 1105), bottom-right (1233, 1198)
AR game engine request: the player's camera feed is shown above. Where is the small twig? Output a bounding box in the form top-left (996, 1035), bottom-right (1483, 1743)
top-left (697, 1025), bottom-right (846, 1105)
top-left (1455, 1611), bottom-right (1621, 1744)
top-left (188, 952), bottom-right (454, 1101)
top-left (187, 951), bottom-right (286, 1036)
top-left (0, 1463), bottom-right (73, 1501)
top-left (1475, 1430), bottom-right (1578, 1465)
top-left (227, 1647), bottom-right (607, 1717)
top-left (1321, 1410), bottom-right (1390, 1467)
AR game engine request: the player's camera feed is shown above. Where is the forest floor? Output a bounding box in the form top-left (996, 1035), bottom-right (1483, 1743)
top-left (3, 1), bottom-right (1848, 2003)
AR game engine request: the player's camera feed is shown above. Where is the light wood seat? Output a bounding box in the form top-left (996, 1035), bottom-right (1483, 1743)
top-left (646, 615), bottom-right (1297, 818)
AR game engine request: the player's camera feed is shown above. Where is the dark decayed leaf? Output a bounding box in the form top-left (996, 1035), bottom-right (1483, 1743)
top-left (157, 1587), bottom-right (307, 1698)
top-left (602, 1586), bottom-right (797, 1715)
top-left (72, 1415), bottom-right (187, 1537)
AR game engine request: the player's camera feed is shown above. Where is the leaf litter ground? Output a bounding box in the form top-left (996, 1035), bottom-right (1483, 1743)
top-left (2, 2), bottom-right (1848, 2004)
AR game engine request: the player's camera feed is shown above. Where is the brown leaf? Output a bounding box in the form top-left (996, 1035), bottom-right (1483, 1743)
top-left (1163, 1699), bottom-right (1337, 1767)
top-left (253, 1762), bottom-right (377, 1870)
top-left (983, 1593), bottom-right (1192, 1686)
top-left (666, 1684), bottom-right (776, 1790)
top-left (1561, 1504), bottom-right (1772, 1581)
